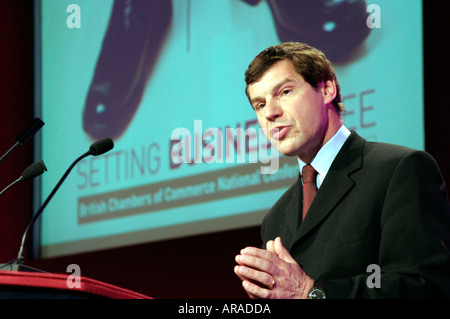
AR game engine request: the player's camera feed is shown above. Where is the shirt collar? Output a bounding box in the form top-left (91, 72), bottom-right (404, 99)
top-left (298, 125), bottom-right (351, 188)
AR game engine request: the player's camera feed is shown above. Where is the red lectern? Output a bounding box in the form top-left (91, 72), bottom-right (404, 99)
top-left (0, 270), bottom-right (152, 299)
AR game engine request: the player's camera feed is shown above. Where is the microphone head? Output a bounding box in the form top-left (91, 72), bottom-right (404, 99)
top-left (15, 118), bottom-right (45, 146)
top-left (89, 138), bottom-right (114, 156)
top-left (21, 160), bottom-right (47, 181)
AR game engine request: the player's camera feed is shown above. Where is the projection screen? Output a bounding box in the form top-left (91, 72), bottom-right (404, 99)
top-left (35, 0), bottom-right (424, 258)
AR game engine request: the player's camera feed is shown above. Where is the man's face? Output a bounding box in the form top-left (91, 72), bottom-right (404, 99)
top-left (247, 59), bottom-right (335, 163)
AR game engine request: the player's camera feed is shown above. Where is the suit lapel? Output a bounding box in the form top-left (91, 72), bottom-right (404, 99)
top-left (291, 131), bottom-right (366, 247)
top-left (284, 177), bottom-right (301, 250)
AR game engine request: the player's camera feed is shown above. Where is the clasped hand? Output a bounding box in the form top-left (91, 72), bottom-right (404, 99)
top-left (234, 237), bottom-right (314, 299)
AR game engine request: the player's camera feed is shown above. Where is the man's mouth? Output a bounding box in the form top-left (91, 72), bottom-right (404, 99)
top-left (270, 126), bottom-right (290, 140)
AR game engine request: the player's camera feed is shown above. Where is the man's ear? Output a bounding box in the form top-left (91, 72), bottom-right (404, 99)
top-left (321, 79), bottom-right (337, 105)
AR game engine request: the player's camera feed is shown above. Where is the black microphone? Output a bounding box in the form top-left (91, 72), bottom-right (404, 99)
top-left (15, 138), bottom-right (114, 264)
top-left (21, 160), bottom-right (48, 181)
top-left (0, 160), bottom-right (47, 197)
top-left (0, 118), bottom-right (45, 165)
top-left (89, 137), bottom-right (115, 156)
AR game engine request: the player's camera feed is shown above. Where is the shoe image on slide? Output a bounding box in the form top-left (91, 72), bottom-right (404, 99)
top-left (83, 0), bottom-right (371, 141)
top-left (83, 0), bottom-right (172, 141)
top-left (266, 0), bottom-right (371, 63)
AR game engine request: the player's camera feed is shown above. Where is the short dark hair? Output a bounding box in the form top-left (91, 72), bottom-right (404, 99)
top-left (245, 42), bottom-right (345, 112)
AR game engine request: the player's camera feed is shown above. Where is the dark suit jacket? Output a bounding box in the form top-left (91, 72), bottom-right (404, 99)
top-left (261, 131), bottom-right (450, 298)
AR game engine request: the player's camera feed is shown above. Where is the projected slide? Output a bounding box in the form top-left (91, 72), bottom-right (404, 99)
top-left (38, 0), bottom-right (423, 258)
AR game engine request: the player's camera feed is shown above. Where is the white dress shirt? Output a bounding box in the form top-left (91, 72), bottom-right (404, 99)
top-left (298, 125), bottom-right (351, 189)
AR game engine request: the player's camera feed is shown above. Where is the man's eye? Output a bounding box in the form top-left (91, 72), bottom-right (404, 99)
top-left (257, 103), bottom-right (265, 110)
top-left (282, 89), bottom-right (291, 95)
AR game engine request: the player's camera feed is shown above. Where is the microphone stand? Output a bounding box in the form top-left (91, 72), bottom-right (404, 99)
top-left (0, 118), bottom-right (44, 166)
top-left (0, 138), bottom-right (113, 271)
top-left (0, 152), bottom-right (91, 272)
top-left (0, 142), bottom-right (21, 165)
top-left (16, 151), bottom-right (92, 265)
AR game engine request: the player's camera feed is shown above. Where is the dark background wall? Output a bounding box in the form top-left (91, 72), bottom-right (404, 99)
top-left (0, 1), bottom-right (447, 298)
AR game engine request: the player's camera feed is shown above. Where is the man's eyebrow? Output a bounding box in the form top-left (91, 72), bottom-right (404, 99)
top-left (249, 78), bottom-right (295, 106)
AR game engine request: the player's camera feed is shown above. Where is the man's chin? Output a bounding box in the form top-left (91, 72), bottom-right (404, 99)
top-left (277, 147), bottom-right (299, 158)
top-left (270, 139), bottom-right (302, 157)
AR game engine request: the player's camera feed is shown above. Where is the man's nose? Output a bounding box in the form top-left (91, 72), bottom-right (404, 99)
top-left (264, 98), bottom-right (283, 121)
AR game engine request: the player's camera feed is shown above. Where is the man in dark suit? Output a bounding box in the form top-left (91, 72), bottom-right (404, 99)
top-left (234, 42), bottom-right (450, 298)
